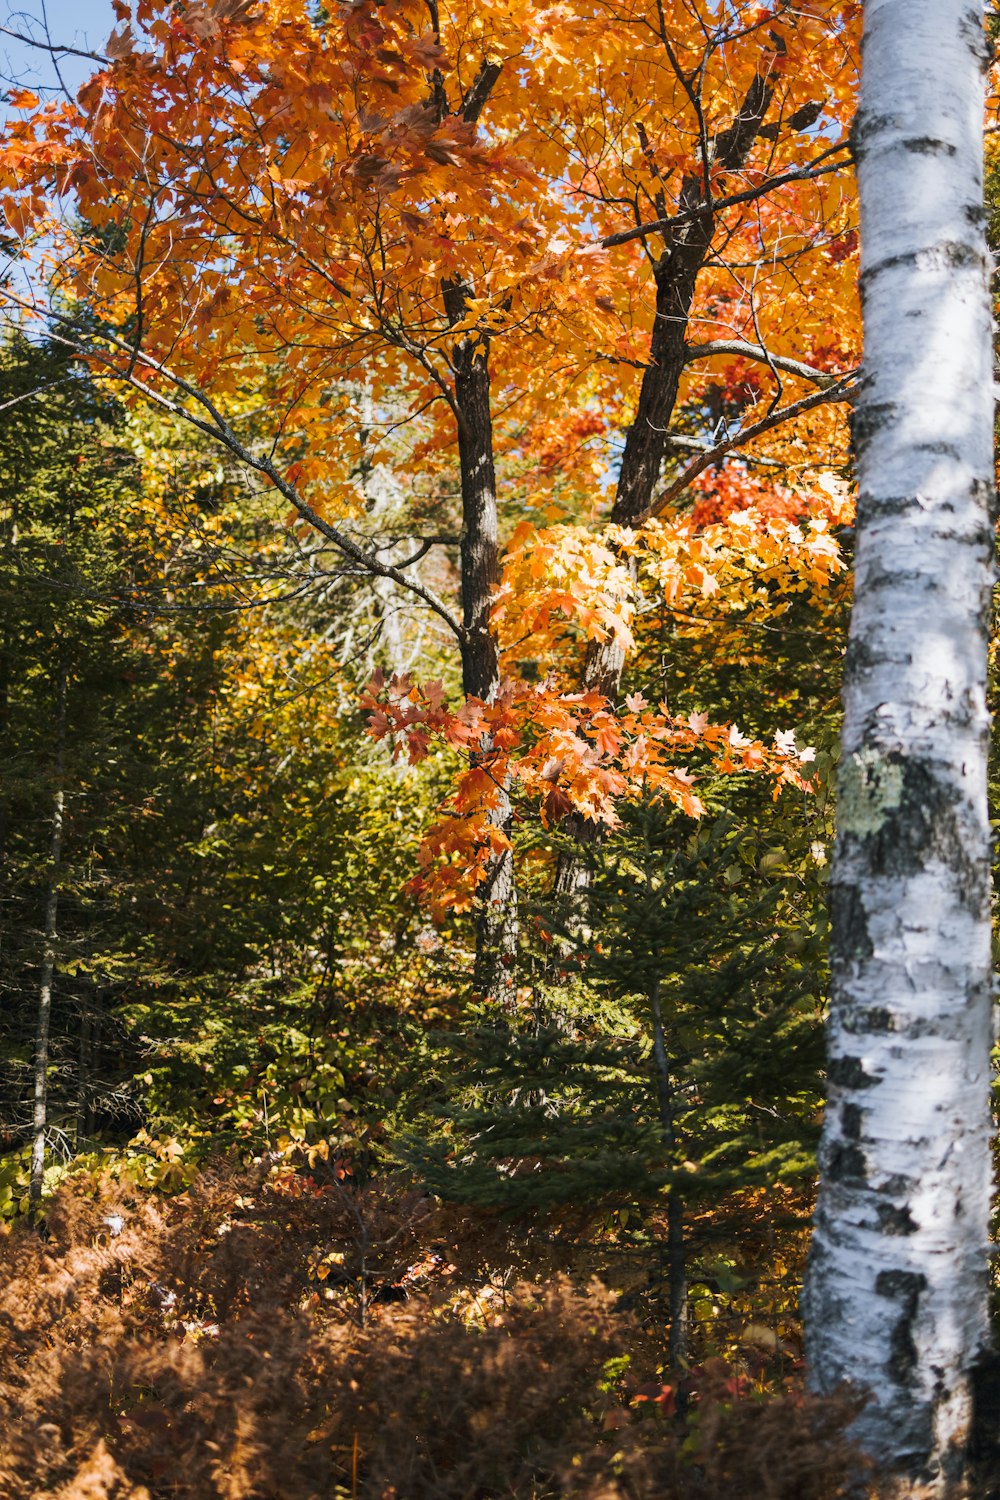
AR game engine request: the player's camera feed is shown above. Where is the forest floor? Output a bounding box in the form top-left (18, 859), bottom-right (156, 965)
top-left (0, 1153), bottom-right (881, 1500)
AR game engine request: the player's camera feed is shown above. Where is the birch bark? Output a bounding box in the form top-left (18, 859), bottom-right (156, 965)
top-left (803, 2), bottom-right (995, 1490)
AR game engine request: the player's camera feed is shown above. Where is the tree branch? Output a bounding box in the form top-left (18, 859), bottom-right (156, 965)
top-left (0, 23), bottom-right (109, 65)
top-left (5, 294), bottom-right (466, 642)
top-left (0, 377), bottom-right (76, 412)
top-left (660, 432), bottom-right (783, 467)
top-left (643, 374), bottom-right (859, 521)
top-left (602, 149), bottom-right (850, 249)
top-left (461, 61), bottom-right (502, 124)
top-left (684, 338), bottom-right (848, 390)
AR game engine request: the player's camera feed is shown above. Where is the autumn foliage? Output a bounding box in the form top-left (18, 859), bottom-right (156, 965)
top-left (361, 666), bottom-right (815, 914)
top-left (0, 0), bottom-right (865, 944)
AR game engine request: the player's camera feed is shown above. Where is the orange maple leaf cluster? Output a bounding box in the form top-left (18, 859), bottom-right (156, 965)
top-left (362, 670), bottom-right (814, 918)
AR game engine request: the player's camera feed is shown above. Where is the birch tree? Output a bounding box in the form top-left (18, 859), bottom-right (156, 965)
top-left (803, 0), bottom-right (996, 1490)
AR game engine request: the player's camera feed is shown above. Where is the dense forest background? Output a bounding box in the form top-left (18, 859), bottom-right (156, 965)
top-left (0, 330), bottom-right (866, 1496)
top-left (0, 322), bottom-right (863, 1494)
top-left (0, 324), bottom-right (845, 1248)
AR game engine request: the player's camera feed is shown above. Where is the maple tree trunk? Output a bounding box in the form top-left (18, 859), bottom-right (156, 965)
top-left (803, 2), bottom-right (994, 1490)
top-left (30, 660), bottom-right (66, 1207)
top-left (555, 73), bottom-right (773, 895)
top-left (608, 82), bottom-right (768, 538)
top-left (447, 282), bottom-right (518, 1009)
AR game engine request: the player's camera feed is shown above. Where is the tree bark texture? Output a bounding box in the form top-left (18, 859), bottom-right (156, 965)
top-left (445, 279), bottom-right (518, 1009)
top-left (803, 4), bottom-right (995, 1491)
top-left (611, 73), bottom-right (773, 533)
top-left (584, 73), bottom-right (774, 694)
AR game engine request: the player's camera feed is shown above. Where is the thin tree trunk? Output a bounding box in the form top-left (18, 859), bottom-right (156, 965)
top-left (77, 1000), bottom-right (91, 1148)
top-left (554, 74), bottom-right (773, 895)
top-left (30, 660), bottom-right (67, 1207)
top-left (423, 50), bottom-right (516, 1004)
top-left (803, 3), bottom-right (995, 1491)
top-left (444, 278), bottom-right (518, 1010)
top-left (650, 978), bottom-right (687, 1368)
top-left (0, 495), bottom-right (18, 878)
top-left (595, 72), bottom-right (775, 578)
top-left (87, 997), bottom-right (102, 1141)
top-left (666, 1179), bottom-right (686, 1371)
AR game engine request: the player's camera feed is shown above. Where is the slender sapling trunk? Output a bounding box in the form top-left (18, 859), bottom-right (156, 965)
top-left (30, 660), bottom-right (66, 1207)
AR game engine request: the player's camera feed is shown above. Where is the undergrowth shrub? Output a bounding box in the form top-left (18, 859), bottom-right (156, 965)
top-left (0, 1162), bottom-right (873, 1499)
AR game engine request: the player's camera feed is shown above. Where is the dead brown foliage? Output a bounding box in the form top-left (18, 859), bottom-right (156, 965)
top-left (0, 1162), bottom-right (869, 1500)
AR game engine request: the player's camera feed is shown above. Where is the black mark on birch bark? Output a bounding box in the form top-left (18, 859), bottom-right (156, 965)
top-left (842, 1006), bottom-right (897, 1035)
top-left (860, 758), bottom-right (984, 908)
top-left (876, 1202), bottom-right (919, 1236)
top-left (828, 882), bottom-right (874, 963)
top-left (827, 1140), bottom-right (867, 1183)
top-left (875, 1269), bottom-right (928, 1385)
top-left (828, 1054), bottom-right (878, 1089)
top-left (850, 401), bottom-right (895, 457)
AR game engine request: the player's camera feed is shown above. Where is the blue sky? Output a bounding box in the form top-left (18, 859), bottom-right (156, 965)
top-left (1, 0), bottom-right (114, 103)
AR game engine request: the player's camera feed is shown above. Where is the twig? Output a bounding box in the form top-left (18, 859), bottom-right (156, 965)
top-left (0, 23), bottom-right (109, 65)
top-left (602, 148), bottom-right (851, 249)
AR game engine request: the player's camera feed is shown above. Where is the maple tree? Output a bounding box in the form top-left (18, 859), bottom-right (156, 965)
top-left (0, 337), bottom-right (853, 1482)
top-left (0, 0), bottom-right (861, 1001)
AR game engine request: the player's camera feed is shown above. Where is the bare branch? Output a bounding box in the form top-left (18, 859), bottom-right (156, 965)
top-left (661, 432), bottom-right (782, 467)
top-left (5, 293), bottom-right (466, 642)
top-left (0, 23), bottom-right (109, 65)
top-left (643, 374), bottom-right (859, 521)
top-left (684, 338), bottom-right (847, 390)
top-left (0, 377), bottom-right (76, 412)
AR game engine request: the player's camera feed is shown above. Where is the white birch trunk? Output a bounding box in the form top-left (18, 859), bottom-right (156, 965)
top-left (803, 2), bottom-right (996, 1491)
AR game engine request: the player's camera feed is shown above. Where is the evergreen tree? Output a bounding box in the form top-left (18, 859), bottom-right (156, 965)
top-left (407, 795), bottom-right (828, 1362)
